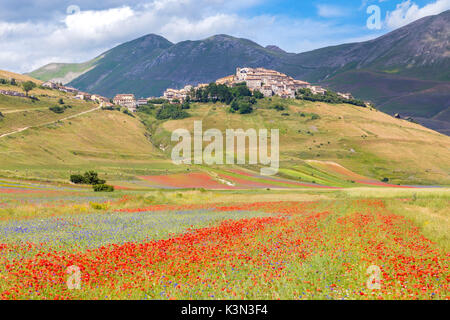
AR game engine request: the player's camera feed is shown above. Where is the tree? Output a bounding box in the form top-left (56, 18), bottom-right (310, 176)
top-left (253, 90), bottom-right (264, 99)
top-left (70, 174), bottom-right (85, 184)
top-left (22, 81), bottom-right (36, 96)
top-left (83, 171), bottom-right (106, 185)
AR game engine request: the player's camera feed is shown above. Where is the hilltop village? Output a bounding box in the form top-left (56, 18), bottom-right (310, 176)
top-left (53, 67), bottom-right (356, 112)
top-left (162, 67), bottom-right (354, 103)
top-left (2, 67), bottom-right (357, 113)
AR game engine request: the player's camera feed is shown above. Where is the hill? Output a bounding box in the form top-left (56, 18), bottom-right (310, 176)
top-left (28, 11), bottom-right (450, 134)
top-left (1, 72), bottom-right (449, 186)
top-left (151, 98), bottom-right (450, 186)
top-left (0, 70), bottom-right (99, 137)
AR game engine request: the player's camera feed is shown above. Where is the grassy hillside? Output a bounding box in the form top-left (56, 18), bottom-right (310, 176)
top-left (149, 98), bottom-right (450, 185)
top-left (0, 70), bottom-right (99, 136)
top-left (1, 71), bottom-right (449, 186)
top-left (27, 58), bottom-right (100, 84)
top-left (0, 109), bottom-right (171, 181)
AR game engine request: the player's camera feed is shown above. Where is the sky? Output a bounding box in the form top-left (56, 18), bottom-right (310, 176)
top-left (0, 0), bottom-right (449, 73)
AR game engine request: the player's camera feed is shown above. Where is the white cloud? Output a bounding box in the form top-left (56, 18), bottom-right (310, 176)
top-left (3, 0), bottom-right (445, 74)
top-left (317, 4), bottom-right (350, 18)
top-left (385, 0), bottom-right (450, 28)
top-left (0, 1), bottom-right (364, 74)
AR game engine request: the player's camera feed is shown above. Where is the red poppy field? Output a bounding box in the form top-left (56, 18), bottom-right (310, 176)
top-left (0, 197), bottom-right (448, 300)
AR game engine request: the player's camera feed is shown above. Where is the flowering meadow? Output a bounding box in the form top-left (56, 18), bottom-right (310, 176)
top-left (0, 191), bottom-right (448, 300)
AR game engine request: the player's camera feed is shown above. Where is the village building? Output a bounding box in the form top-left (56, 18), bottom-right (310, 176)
top-left (234, 67), bottom-right (316, 98)
top-left (163, 85), bottom-right (193, 102)
top-left (42, 81), bottom-right (58, 89)
top-left (136, 99), bottom-right (148, 106)
top-left (310, 86), bottom-right (327, 95)
top-left (113, 94), bottom-right (136, 112)
top-left (337, 92), bottom-right (353, 100)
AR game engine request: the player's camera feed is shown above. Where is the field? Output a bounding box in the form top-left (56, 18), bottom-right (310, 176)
top-left (0, 180), bottom-right (448, 300)
top-left (1, 71), bottom-right (449, 300)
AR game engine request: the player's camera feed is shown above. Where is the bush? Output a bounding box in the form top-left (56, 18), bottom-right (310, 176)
top-left (58, 98), bottom-right (64, 104)
top-left (253, 90), bottom-right (264, 99)
top-left (137, 104), bottom-right (155, 114)
top-left (70, 174), bottom-right (85, 184)
top-left (93, 184), bottom-right (114, 192)
top-left (49, 105), bottom-right (66, 113)
top-left (122, 109), bottom-right (135, 117)
top-left (156, 104), bottom-right (190, 120)
top-left (83, 171), bottom-right (106, 185)
top-left (70, 171), bottom-right (106, 185)
top-left (101, 105), bottom-right (120, 111)
top-left (148, 98), bottom-right (167, 104)
top-left (381, 177), bottom-right (389, 183)
top-left (273, 104), bottom-right (285, 111)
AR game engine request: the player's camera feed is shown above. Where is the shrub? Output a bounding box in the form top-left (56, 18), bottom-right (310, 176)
top-left (148, 98), bottom-right (167, 104)
top-left (49, 106), bottom-right (66, 113)
top-left (122, 109), bottom-right (135, 117)
top-left (137, 104), bottom-right (155, 114)
top-left (381, 177), bottom-right (389, 183)
top-left (83, 171), bottom-right (106, 185)
top-left (58, 98), bottom-right (64, 104)
top-left (181, 101), bottom-right (191, 109)
top-left (253, 90), bottom-right (264, 99)
top-left (93, 184), bottom-right (114, 192)
top-left (310, 113), bottom-right (320, 120)
top-left (156, 104), bottom-right (190, 120)
top-left (70, 171), bottom-right (106, 185)
top-left (70, 174), bottom-right (85, 184)
top-left (273, 104), bottom-right (285, 111)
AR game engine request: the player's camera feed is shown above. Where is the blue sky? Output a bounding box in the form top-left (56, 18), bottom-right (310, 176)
top-left (0, 0), bottom-right (448, 73)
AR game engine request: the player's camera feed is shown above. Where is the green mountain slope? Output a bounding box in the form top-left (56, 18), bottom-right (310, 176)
top-left (28, 11), bottom-right (450, 133)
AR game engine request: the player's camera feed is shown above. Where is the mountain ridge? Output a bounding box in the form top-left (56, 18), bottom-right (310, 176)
top-left (28, 10), bottom-right (450, 134)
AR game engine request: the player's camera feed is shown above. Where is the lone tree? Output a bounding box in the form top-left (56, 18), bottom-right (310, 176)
top-left (22, 81), bottom-right (36, 96)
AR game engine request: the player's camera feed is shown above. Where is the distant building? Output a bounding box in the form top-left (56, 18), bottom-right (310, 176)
top-left (113, 94), bottom-right (136, 112)
top-left (42, 81), bottom-right (57, 89)
top-left (163, 85), bottom-right (193, 102)
top-left (310, 86), bottom-right (327, 95)
top-left (235, 67), bottom-right (311, 98)
top-left (337, 92), bottom-right (353, 100)
top-left (136, 99), bottom-right (148, 106)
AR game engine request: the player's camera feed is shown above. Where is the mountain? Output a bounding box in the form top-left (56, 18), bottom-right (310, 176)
top-left (28, 10), bottom-right (450, 134)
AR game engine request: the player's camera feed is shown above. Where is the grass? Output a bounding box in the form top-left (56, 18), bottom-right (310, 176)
top-left (1, 72), bottom-right (449, 187)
